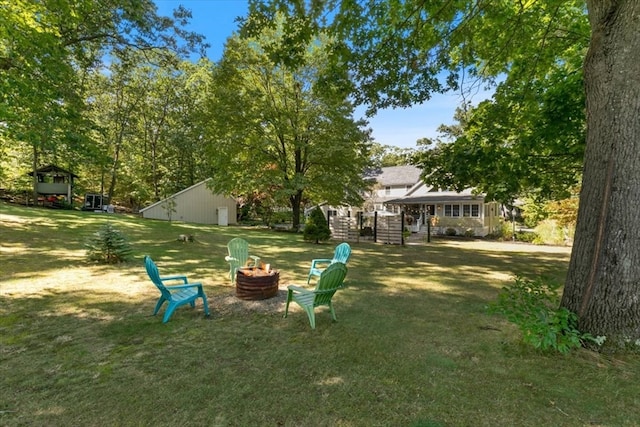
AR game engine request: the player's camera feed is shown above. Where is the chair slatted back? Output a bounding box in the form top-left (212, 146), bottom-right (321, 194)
top-left (333, 243), bottom-right (351, 265)
top-left (227, 238), bottom-right (249, 265)
top-left (314, 262), bottom-right (347, 307)
top-left (144, 256), bottom-right (172, 300)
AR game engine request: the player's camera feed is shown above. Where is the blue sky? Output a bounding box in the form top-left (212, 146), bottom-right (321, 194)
top-left (154, 0), bottom-right (491, 149)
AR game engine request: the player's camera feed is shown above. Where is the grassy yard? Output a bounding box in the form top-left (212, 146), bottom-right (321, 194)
top-left (1, 203), bottom-right (639, 426)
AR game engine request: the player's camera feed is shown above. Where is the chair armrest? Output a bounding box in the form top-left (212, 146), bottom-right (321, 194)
top-left (287, 285), bottom-right (311, 294)
top-left (165, 282), bottom-right (203, 290)
top-left (313, 283), bottom-right (346, 295)
top-left (160, 275), bottom-right (188, 284)
top-left (310, 259), bottom-right (332, 268)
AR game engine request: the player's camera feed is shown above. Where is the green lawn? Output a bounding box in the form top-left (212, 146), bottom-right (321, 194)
top-left (1, 203), bottom-right (639, 426)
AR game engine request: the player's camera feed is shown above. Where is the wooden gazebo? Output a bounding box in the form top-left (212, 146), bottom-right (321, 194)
top-left (28, 164), bottom-right (78, 207)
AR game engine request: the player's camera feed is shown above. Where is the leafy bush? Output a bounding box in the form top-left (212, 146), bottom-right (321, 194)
top-left (515, 231), bottom-right (538, 243)
top-left (445, 227), bottom-right (457, 236)
top-left (533, 219), bottom-right (571, 245)
top-left (85, 223), bottom-right (133, 264)
top-left (270, 211), bottom-right (292, 224)
top-left (303, 207), bottom-right (331, 243)
top-left (488, 276), bottom-right (597, 354)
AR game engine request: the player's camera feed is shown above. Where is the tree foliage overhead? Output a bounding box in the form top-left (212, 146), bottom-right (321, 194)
top-left (245, 0), bottom-right (589, 205)
top-left (207, 12), bottom-right (373, 230)
top-left (329, 0), bottom-right (589, 112)
top-left (414, 60), bottom-right (586, 203)
top-left (329, 0), bottom-right (589, 204)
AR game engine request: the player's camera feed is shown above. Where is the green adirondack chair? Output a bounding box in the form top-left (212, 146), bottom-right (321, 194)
top-left (284, 262), bottom-right (348, 329)
top-left (225, 238), bottom-right (260, 283)
top-left (307, 242), bottom-right (351, 284)
top-left (144, 256), bottom-right (210, 323)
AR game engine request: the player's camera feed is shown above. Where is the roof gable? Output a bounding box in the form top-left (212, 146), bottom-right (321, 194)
top-left (366, 165), bottom-right (421, 186)
top-left (28, 164), bottom-right (79, 178)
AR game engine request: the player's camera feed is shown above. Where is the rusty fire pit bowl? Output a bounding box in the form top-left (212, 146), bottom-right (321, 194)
top-left (235, 267), bottom-right (280, 300)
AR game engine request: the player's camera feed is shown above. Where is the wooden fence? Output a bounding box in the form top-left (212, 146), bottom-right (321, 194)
top-left (329, 212), bottom-right (405, 245)
top-left (329, 216), bottom-right (360, 242)
top-left (375, 215), bottom-right (404, 245)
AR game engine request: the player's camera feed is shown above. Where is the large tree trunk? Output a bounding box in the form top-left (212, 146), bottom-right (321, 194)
top-left (290, 190), bottom-right (303, 232)
top-left (31, 145), bottom-right (39, 206)
top-left (561, 1), bottom-right (640, 350)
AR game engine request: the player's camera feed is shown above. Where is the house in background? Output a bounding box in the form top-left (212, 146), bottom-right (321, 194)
top-left (310, 165), bottom-right (423, 219)
top-left (363, 165), bottom-right (422, 213)
top-left (307, 165), bottom-right (502, 237)
top-left (385, 181), bottom-right (502, 237)
top-left (140, 179), bottom-right (237, 225)
top-left (365, 165), bottom-right (502, 237)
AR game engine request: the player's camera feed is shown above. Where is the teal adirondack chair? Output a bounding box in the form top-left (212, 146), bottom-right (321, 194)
top-left (284, 262), bottom-right (348, 329)
top-left (225, 238), bottom-right (260, 284)
top-left (307, 242), bottom-right (351, 284)
top-left (144, 256), bottom-right (210, 323)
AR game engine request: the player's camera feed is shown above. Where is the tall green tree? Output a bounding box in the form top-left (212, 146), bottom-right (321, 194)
top-left (87, 51), bottom-right (213, 209)
top-left (247, 0), bottom-right (640, 350)
top-left (1, 0), bottom-right (206, 197)
top-left (88, 52), bottom-right (144, 204)
top-left (207, 14), bottom-right (372, 231)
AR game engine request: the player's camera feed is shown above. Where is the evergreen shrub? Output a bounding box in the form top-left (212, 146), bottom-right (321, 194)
top-left (85, 223), bottom-right (133, 264)
top-left (303, 207), bottom-right (331, 243)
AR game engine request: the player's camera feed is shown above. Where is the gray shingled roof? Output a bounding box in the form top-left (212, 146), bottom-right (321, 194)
top-left (366, 165), bottom-right (421, 186)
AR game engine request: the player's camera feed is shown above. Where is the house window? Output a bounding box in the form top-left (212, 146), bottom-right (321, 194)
top-left (444, 204), bottom-right (460, 217)
top-left (385, 186), bottom-right (391, 195)
top-left (462, 204), bottom-right (481, 217)
top-left (444, 204), bottom-right (481, 217)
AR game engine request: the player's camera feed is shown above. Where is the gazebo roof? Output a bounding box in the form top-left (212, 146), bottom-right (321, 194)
top-left (28, 164), bottom-right (79, 178)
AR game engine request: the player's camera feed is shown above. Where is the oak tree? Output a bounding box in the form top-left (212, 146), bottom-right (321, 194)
top-left (206, 14), bottom-right (372, 230)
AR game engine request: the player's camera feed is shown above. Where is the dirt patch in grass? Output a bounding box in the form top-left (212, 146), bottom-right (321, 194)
top-left (214, 286), bottom-right (288, 316)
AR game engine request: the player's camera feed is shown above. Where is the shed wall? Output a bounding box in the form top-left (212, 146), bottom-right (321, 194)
top-left (141, 182), bottom-right (236, 225)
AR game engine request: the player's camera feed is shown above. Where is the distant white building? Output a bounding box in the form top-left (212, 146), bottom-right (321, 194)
top-left (140, 179), bottom-right (237, 225)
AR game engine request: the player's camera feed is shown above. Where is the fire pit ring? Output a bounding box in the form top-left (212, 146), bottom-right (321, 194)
top-left (236, 267), bottom-right (280, 300)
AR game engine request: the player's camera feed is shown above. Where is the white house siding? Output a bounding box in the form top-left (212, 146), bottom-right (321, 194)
top-left (140, 179), bottom-right (237, 225)
top-left (384, 182), bottom-right (502, 237)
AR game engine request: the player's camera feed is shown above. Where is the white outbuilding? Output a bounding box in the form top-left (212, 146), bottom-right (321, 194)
top-left (139, 179), bottom-right (237, 225)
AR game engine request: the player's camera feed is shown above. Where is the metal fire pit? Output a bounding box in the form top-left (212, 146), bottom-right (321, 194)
top-left (235, 267), bottom-right (280, 300)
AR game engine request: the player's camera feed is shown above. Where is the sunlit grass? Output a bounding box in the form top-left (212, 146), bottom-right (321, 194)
top-left (1, 202), bottom-right (640, 426)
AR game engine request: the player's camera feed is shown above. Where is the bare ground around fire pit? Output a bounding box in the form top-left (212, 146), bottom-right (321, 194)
top-left (214, 285), bottom-right (289, 316)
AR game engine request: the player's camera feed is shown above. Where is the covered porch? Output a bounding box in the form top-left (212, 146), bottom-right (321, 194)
top-left (385, 191), bottom-right (502, 237)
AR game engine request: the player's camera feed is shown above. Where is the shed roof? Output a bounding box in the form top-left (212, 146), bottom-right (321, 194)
top-left (28, 164), bottom-right (79, 178)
